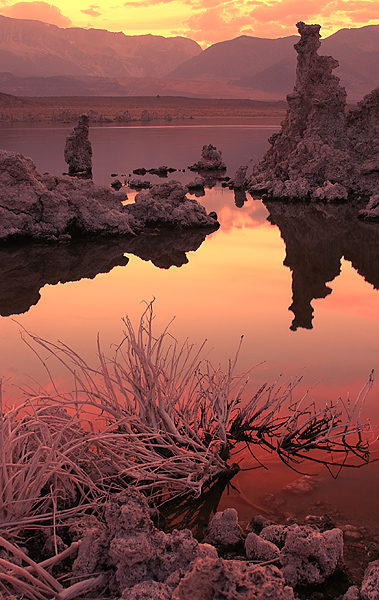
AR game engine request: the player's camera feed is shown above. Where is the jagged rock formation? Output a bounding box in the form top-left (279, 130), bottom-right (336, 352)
top-left (248, 21), bottom-right (379, 214)
top-left (64, 114), bottom-right (93, 178)
top-left (0, 150), bottom-right (219, 243)
top-left (189, 144), bottom-right (226, 172)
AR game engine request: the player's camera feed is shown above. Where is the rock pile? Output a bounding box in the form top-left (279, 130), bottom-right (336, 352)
top-left (67, 492), bottom-right (379, 600)
top-left (0, 150), bottom-right (219, 242)
top-left (248, 21), bottom-right (379, 216)
top-left (64, 113), bottom-right (93, 178)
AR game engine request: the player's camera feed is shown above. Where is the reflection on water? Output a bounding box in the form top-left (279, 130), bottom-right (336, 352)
top-left (0, 228), bottom-right (213, 316)
top-left (265, 201), bottom-right (379, 330)
top-left (0, 122), bottom-right (378, 556)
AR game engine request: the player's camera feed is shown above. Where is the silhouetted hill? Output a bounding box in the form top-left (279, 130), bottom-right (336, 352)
top-left (0, 14), bottom-right (201, 78)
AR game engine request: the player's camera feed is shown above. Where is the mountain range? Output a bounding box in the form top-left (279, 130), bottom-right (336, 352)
top-left (1, 15), bottom-right (379, 101)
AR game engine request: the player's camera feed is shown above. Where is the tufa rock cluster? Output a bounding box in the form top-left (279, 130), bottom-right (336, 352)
top-left (248, 21), bottom-right (379, 216)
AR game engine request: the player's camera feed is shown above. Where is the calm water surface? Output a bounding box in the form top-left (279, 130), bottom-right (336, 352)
top-left (0, 121), bottom-right (378, 549)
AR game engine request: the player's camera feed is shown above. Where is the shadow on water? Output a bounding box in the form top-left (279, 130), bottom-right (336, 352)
top-left (0, 228), bottom-right (213, 317)
top-left (264, 200), bottom-right (379, 331)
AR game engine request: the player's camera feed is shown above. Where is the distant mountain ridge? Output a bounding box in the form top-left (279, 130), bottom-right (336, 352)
top-left (1, 15), bottom-right (379, 101)
top-left (0, 14), bottom-right (201, 78)
top-left (168, 24), bottom-right (379, 101)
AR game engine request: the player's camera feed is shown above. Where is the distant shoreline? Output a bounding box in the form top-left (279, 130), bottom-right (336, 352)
top-left (0, 95), bottom-right (287, 123)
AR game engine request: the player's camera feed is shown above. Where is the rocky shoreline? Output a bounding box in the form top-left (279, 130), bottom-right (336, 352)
top-left (6, 486), bottom-right (378, 600)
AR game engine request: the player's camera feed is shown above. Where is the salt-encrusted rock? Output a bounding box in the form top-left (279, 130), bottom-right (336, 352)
top-left (260, 524), bottom-right (289, 549)
top-left (279, 524), bottom-right (344, 587)
top-left (172, 558), bottom-right (295, 600)
top-left (203, 508), bottom-right (244, 551)
top-left (0, 151), bottom-right (218, 242)
top-left (0, 149), bottom-right (134, 241)
top-left (121, 581), bottom-right (172, 600)
top-left (245, 531), bottom-right (281, 562)
top-left (248, 22), bottom-right (379, 205)
top-left (189, 144), bottom-right (226, 171)
top-left (72, 488), bottom-right (217, 596)
top-left (125, 181), bottom-right (219, 230)
top-left (64, 114), bottom-right (92, 178)
top-left (343, 585), bottom-right (361, 600)
top-left (232, 165), bottom-right (248, 188)
top-left (361, 560), bottom-right (379, 600)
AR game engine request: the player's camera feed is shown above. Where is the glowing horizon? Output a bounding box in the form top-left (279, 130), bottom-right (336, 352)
top-left (0, 0), bottom-right (379, 47)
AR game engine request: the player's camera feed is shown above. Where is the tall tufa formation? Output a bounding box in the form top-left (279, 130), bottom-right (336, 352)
top-left (249, 21), bottom-right (379, 210)
top-left (64, 114), bottom-right (93, 179)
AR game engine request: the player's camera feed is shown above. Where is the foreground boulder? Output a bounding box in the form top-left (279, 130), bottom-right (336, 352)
top-left (172, 558), bottom-right (295, 600)
top-left (0, 149), bottom-right (133, 241)
top-left (64, 113), bottom-right (93, 178)
top-left (248, 21), bottom-right (379, 213)
top-left (72, 488), bottom-right (217, 596)
top-left (0, 151), bottom-right (219, 242)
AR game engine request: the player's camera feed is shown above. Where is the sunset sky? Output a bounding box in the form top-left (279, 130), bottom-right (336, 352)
top-left (0, 0), bottom-right (378, 47)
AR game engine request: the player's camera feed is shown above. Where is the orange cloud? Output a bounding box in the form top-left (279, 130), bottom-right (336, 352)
top-left (178, 0), bottom-right (379, 46)
top-left (0, 1), bottom-right (72, 26)
top-left (81, 5), bottom-right (101, 17)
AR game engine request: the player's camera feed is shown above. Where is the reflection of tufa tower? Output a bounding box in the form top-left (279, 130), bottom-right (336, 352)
top-left (265, 201), bottom-right (379, 331)
top-left (64, 114), bottom-right (93, 179)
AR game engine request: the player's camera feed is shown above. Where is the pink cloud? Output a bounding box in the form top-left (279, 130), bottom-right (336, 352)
top-left (0, 1), bottom-right (72, 26)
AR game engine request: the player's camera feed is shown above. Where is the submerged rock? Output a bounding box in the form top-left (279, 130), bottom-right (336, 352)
top-left (189, 144), bottom-right (226, 172)
top-left (248, 21), bottom-right (379, 210)
top-left (64, 114), bottom-right (93, 179)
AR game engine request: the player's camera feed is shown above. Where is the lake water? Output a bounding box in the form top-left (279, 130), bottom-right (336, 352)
top-left (0, 120), bottom-right (378, 565)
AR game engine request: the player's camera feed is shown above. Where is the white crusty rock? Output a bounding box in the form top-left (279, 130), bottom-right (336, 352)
top-left (172, 558), bottom-right (295, 600)
top-left (0, 152), bottom-right (218, 242)
top-left (72, 488), bottom-right (218, 596)
top-left (121, 581), bottom-right (172, 600)
top-left (248, 22), bottom-right (379, 207)
top-left (361, 560), bottom-right (379, 600)
top-left (64, 114), bottom-right (93, 178)
top-left (125, 181), bottom-right (219, 229)
top-left (189, 144), bottom-right (226, 171)
top-left (245, 531), bottom-right (281, 562)
top-left (203, 508), bottom-right (244, 551)
top-left (0, 149), bottom-right (134, 241)
top-left (279, 524), bottom-right (344, 587)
